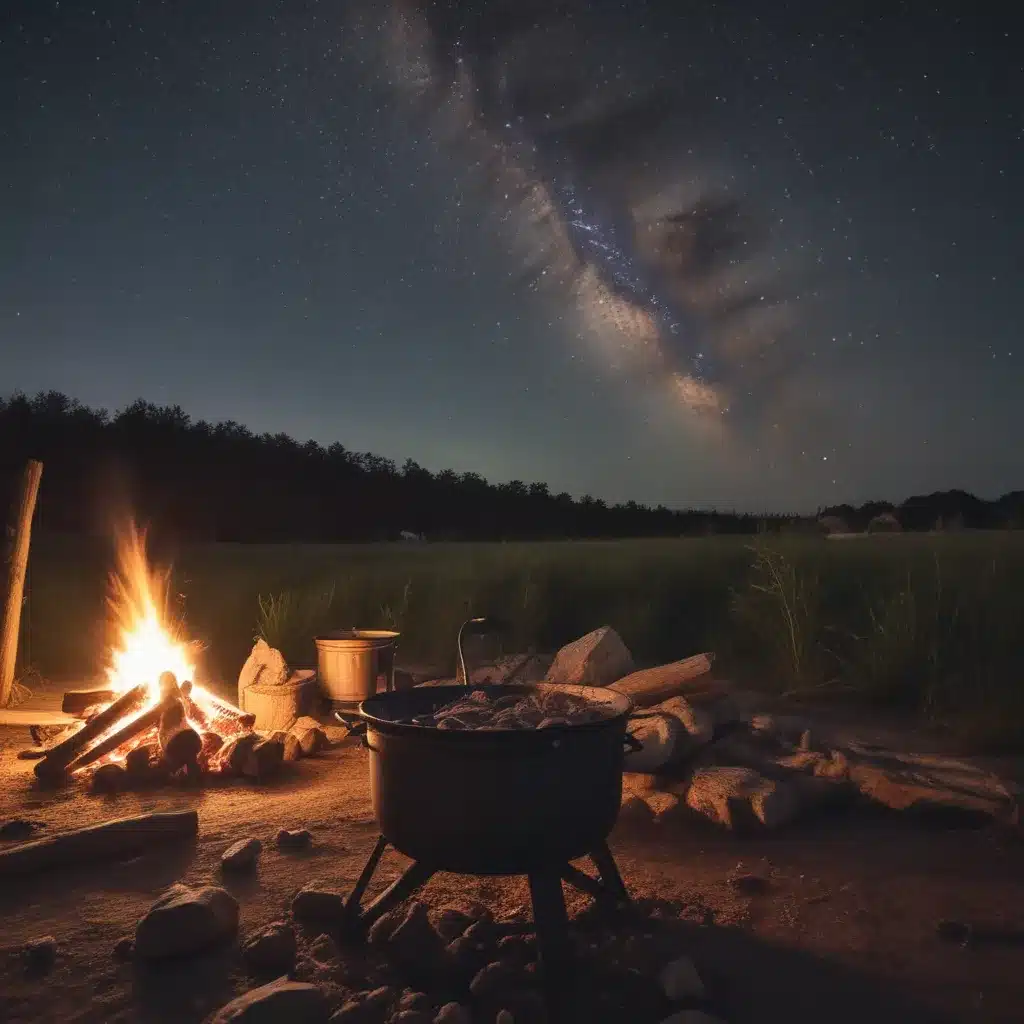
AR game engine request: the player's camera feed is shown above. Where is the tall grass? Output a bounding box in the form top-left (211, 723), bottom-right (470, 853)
top-left (18, 531), bottom-right (1024, 749)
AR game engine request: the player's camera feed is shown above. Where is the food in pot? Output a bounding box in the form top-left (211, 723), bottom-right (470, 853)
top-left (394, 688), bottom-right (616, 731)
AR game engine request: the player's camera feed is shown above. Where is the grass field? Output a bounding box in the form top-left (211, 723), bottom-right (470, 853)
top-left (18, 531), bottom-right (1024, 750)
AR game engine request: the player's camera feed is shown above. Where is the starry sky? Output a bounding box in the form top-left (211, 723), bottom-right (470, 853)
top-left (1, 0), bottom-right (1021, 512)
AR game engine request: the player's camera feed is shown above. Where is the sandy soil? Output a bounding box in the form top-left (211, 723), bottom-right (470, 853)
top-left (1, 732), bottom-right (1022, 1024)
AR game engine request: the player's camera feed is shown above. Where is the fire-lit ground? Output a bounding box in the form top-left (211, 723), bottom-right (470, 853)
top-left (1, 734), bottom-right (1023, 1024)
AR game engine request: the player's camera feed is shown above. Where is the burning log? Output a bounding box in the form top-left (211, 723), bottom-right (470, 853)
top-left (158, 698), bottom-right (202, 769)
top-left (0, 810), bottom-right (199, 877)
top-left (34, 683), bottom-right (149, 781)
top-left (204, 690), bottom-right (256, 733)
top-left (65, 692), bottom-right (179, 776)
top-left (62, 688), bottom-right (118, 716)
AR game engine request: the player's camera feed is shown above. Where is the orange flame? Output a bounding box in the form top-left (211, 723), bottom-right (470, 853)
top-left (105, 524), bottom-right (196, 706)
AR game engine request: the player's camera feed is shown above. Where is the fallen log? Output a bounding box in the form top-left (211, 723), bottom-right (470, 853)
top-left (62, 688), bottom-right (118, 716)
top-left (609, 653), bottom-right (716, 709)
top-left (0, 810), bottom-right (199, 877)
top-left (34, 684), bottom-right (149, 780)
top-left (158, 698), bottom-right (202, 769)
top-left (64, 693), bottom-right (178, 776)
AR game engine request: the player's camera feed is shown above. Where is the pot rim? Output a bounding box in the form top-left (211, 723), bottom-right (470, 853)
top-left (358, 681), bottom-right (633, 739)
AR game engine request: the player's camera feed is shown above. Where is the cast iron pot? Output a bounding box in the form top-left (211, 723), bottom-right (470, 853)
top-left (358, 683), bottom-right (635, 876)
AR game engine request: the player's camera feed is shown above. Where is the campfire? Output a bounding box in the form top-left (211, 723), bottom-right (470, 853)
top-left (34, 526), bottom-right (266, 790)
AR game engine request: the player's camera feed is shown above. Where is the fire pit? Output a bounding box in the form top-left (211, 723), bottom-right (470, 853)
top-left (342, 680), bottom-right (640, 994)
top-left (32, 526), bottom-right (263, 789)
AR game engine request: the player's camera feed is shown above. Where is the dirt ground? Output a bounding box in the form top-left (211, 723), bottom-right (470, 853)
top-left (1, 730), bottom-right (1022, 1024)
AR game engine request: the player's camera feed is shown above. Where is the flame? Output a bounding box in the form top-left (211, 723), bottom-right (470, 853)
top-left (105, 524), bottom-right (196, 705)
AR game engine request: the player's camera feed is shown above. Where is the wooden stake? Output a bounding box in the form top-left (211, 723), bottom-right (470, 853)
top-left (0, 459), bottom-right (43, 707)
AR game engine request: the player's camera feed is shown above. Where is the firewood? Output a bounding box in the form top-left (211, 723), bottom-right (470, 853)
top-left (64, 693), bottom-right (178, 776)
top-left (158, 671), bottom-right (180, 701)
top-left (203, 690), bottom-right (257, 732)
top-left (181, 690), bottom-right (212, 732)
top-left (34, 683), bottom-right (149, 780)
top-left (0, 810), bottom-right (199, 877)
top-left (609, 654), bottom-right (715, 709)
top-left (158, 698), bottom-right (202, 769)
top-left (62, 688), bottom-right (118, 716)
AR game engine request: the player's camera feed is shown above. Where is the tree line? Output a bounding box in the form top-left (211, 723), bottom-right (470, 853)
top-left (0, 391), bottom-right (778, 543)
top-left (2, 391), bottom-right (1019, 543)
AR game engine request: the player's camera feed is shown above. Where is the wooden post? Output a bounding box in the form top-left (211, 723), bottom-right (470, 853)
top-left (0, 460), bottom-right (44, 707)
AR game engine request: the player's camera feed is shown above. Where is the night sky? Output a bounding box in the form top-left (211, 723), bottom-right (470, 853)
top-left (2, 1), bottom-right (1021, 512)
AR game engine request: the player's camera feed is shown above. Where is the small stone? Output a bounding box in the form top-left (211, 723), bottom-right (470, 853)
top-left (309, 933), bottom-right (335, 963)
top-left (435, 907), bottom-right (473, 941)
top-left (398, 990), bottom-right (433, 1013)
top-left (135, 884), bottom-right (239, 960)
top-left (22, 935), bottom-right (57, 971)
top-left (283, 734), bottom-right (303, 761)
top-left (366, 907), bottom-right (405, 947)
top-left (277, 827), bottom-right (313, 851)
top-left (208, 976), bottom-right (328, 1024)
top-left (433, 1003), bottom-right (471, 1024)
top-left (243, 738), bottom-right (285, 781)
top-left (0, 819), bottom-right (39, 840)
top-left (469, 960), bottom-right (519, 999)
top-left (243, 921), bottom-right (297, 974)
top-left (321, 724), bottom-right (351, 746)
top-left (387, 901), bottom-right (446, 968)
top-left (446, 933), bottom-right (490, 977)
top-left (496, 934), bottom-right (534, 964)
top-left (659, 955), bottom-right (705, 1001)
top-left (222, 837), bottom-right (262, 872)
top-left (295, 726), bottom-right (327, 756)
top-left (292, 884), bottom-right (346, 924)
top-left (91, 762), bottom-right (127, 793)
top-left (113, 935), bottom-right (134, 960)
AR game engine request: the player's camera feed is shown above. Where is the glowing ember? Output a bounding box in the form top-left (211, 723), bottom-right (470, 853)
top-left (105, 523), bottom-right (196, 705)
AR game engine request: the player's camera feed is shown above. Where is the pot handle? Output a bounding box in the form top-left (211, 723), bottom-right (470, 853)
top-left (623, 731), bottom-right (643, 753)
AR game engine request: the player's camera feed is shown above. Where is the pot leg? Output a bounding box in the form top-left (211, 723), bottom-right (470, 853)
top-left (528, 868), bottom-right (573, 993)
top-left (357, 859), bottom-right (436, 932)
top-left (590, 841), bottom-right (629, 902)
top-left (342, 834), bottom-right (390, 930)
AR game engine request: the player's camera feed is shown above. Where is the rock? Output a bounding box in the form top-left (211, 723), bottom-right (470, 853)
top-left (659, 955), bottom-right (705, 1000)
top-left (643, 791), bottom-right (682, 820)
top-left (134, 884), bottom-right (239, 960)
top-left (21, 935), bottom-right (57, 971)
top-left (435, 907), bottom-right (473, 942)
top-left (496, 934), bottom-right (534, 965)
top-left (283, 733), bottom-right (303, 761)
top-left (222, 733), bottom-right (260, 775)
top-left (469, 960), bottom-right (520, 1000)
top-left (446, 933), bottom-right (491, 977)
top-left (126, 743), bottom-right (159, 778)
top-left (292, 884), bottom-right (346, 924)
top-left (321, 723), bottom-right (351, 746)
top-left (208, 977), bottom-right (328, 1024)
top-left (685, 766), bottom-right (800, 831)
top-left (243, 921), bottom-right (297, 973)
top-left (291, 715), bottom-right (324, 733)
top-left (91, 762), bottom-right (127, 793)
top-left (222, 837), bottom-right (262, 872)
top-left (309, 933), bottom-right (336, 963)
top-left (433, 1004), bottom-right (471, 1024)
top-left (545, 626), bottom-right (634, 687)
top-left (277, 827), bottom-right (313, 851)
top-left (367, 907), bottom-right (405, 947)
top-left (238, 639), bottom-right (290, 699)
top-left (387, 901), bottom-right (446, 966)
top-left (398, 990), bottom-right (433, 1013)
top-left (242, 738), bottom-right (284, 781)
top-left (624, 714), bottom-right (682, 772)
top-left (392, 1013), bottom-right (432, 1024)
top-left (843, 746), bottom-right (1016, 823)
top-left (331, 986), bottom-right (397, 1022)
top-left (295, 726), bottom-right (327, 756)
top-left (0, 818), bottom-right (40, 840)
top-left (113, 935), bottom-right (134, 960)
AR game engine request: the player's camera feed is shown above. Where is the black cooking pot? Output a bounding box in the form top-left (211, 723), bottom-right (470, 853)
top-left (358, 683), bottom-right (635, 875)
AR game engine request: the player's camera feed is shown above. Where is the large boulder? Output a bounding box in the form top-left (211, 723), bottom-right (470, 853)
top-left (237, 639), bottom-right (289, 696)
top-left (546, 627), bottom-right (634, 687)
top-left (207, 977), bottom-right (328, 1024)
top-left (134, 884), bottom-right (239, 960)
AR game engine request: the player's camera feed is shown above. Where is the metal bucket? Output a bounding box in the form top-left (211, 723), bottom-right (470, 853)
top-left (315, 630), bottom-right (400, 709)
